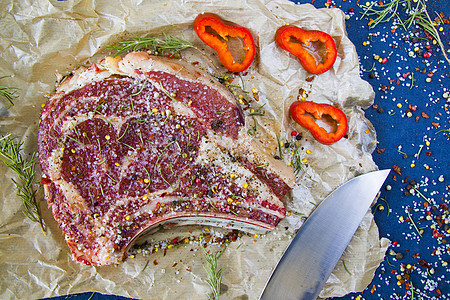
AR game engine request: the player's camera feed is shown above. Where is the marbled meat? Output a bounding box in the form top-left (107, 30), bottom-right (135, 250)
top-left (38, 52), bottom-right (295, 266)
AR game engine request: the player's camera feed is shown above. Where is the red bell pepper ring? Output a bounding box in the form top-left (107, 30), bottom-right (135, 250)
top-left (194, 13), bottom-right (255, 73)
top-left (276, 25), bottom-right (337, 75)
top-left (290, 101), bottom-right (348, 145)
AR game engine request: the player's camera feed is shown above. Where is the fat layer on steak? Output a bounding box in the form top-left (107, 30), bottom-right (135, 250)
top-left (38, 52), bottom-right (295, 266)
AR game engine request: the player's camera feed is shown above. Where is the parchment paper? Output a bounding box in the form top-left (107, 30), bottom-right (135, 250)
top-left (0, 0), bottom-right (389, 299)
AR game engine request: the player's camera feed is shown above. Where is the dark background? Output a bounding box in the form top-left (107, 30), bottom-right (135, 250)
top-left (46, 0), bottom-right (450, 299)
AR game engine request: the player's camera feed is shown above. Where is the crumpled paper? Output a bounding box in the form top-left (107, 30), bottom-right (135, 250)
top-left (0, 0), bottom-right (389, 299)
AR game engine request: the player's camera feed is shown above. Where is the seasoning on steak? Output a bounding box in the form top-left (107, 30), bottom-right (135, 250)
top-left (38, 52), bottom-right (295, 266)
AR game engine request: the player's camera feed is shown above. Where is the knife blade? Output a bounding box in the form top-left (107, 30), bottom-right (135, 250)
top-left (260, 169), bottom-right (390, 300)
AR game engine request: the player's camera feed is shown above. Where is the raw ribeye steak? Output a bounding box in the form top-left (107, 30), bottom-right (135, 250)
top-left (38, 52), bottom-right (295, 266)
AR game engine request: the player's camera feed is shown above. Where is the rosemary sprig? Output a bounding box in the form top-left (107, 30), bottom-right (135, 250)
top-left (359, 0), bottom-right (450, 64)
top-left (291, 144), bottom-right (303, 176)
top-left (109, 33), bottom-right (194, 56)
top-left (108, 34), bottom-right (219, 70)
top-left (360, 0), bottom-right (405, 29)
top-left (202, 246), bottom-right (226, 300)
top-left (408, 1), bottom-right (450, 64)
top-left (0, 134), bottom-right (45, 233)
top-left (0, 75), bottom-right (19, 106)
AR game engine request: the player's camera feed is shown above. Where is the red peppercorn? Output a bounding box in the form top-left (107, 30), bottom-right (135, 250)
top-left (196, 178), bottom-right (201, 184)
top-left (392, 241), bottom-right (398, 246)
top-left (433, 229), bottom-right (439, 238)
top-left (423, 52), bottom-right (430, 58)
top-left (349, 7), bottom-right (354, 12)
top-left (382, 58), bottom-right (387, 64)
top-left (291, 130), bottom-right (298, 136)
top-left (426, 45), bottom-right (431, 50)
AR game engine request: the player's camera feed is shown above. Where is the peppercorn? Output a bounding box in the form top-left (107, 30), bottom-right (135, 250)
top-left (369, 72), bottom-right (376, 79)
top-left (377, 108), bottom-right (384, 113)
top-left (409, 180), bottom-right (416, 185)
top-left (295, 134), bottom-right (302, 141)
top-left (396, 252), bottom-right (404, 260)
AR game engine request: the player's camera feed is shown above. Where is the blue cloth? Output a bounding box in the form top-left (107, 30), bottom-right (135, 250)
top-left (44, 0), bottom-right (450, 299)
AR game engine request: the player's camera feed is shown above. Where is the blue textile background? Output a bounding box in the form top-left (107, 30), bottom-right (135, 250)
top-left (44, 0), bottom-right (450, 299)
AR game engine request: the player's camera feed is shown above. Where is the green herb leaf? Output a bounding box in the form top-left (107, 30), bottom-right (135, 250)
top-left (0, 75), bottom-right (19, 106)
top-left (0, 134), bottom-right (45, 233)
top-left (359, 0), bottom-right (449, 64)
top-left (202, 246), bottom-right (226, 300)
top-left (276, 133), bottom-right (284, 160)
top-left (343, 260), bottom-right (352, 276)
top-left (108, 34), bottom-right (194, 56)
top-left (248, 104), bottom-right (266, 116)
top-left (291, 143), bottom-right (304, 176)
top-left (107, 33), bottom-right (219, 70)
